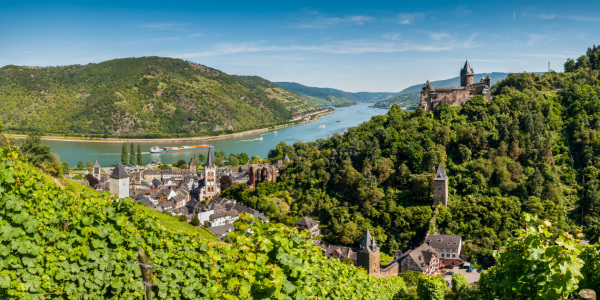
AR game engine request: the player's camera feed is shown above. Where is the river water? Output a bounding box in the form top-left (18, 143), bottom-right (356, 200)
top-left (31, 103), bottom-right (386, 166)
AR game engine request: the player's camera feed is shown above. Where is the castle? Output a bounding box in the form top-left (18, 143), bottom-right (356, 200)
top-left (419, 60), bottom-right (493, 112)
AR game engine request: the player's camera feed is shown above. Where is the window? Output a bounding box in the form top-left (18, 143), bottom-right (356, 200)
top-left (452, 254), bottom-right (456, 258)
top-left (441, 254), bottom-right (444, 258)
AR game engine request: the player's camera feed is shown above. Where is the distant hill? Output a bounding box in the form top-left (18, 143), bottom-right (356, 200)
top-left (373, 72), bottom-right (511, 109)
top-left (0, 57), bottom-right (315, 137)
top-left (275, 82), bottom-right (395, 107)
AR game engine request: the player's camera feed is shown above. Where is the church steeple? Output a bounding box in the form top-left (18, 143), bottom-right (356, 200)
top-left (206, 146), bottom-right (215, 168)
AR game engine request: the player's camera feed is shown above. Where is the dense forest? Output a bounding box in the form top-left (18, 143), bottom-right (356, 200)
top-left (275, 81), bottom-right (395, 107)
top-left (0, 57), bottom-right (314, 138)
top-left (224, 46), bottom-right (600, 263)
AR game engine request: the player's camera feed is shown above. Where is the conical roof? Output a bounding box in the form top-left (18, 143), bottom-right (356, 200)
top-left (110, 163), bottom-right (129, 179)
top-left (206, 146), bottom-right (215, 168)
top-left (359, 228), bottom-right (379, 254)
top-left (460, 60), bottom-right (474, 75)
top-left (435, 164), bottom-right (447, 180)
top-left (93, 159), bottom-right (100, 168)
top-left (283, 153), bottom-right (290, 162)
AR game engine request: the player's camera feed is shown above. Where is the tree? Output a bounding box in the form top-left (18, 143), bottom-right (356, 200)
top-left (417, 275), bottom-right (446, 300)
top-left (61, 162), bottom-right (70, 174)
top-left (564, 58), bottom-right (576, 72)
top-left (251, 155), bottom-right (262, 164)
top-left (178, 215), bottom-right (187, 222)
top-left (198, 153), bottom-right (206, 164)
top-left (238, 152), bottom-right (249, 165)
top-left (77, 161), bottom-right (84, 170)
top-left (85, 160), bottom-right (93, 169)
top-left (228, 155), bottom-right (239, 166)
top-left (220, 175), bottom-right (233, 191)
top-left (191, 215), bottom-right (200, 226)
top-left (339, 221), bottom-right (361, 245)
top-left (451, 273), bottom-right (469, 299)
top-left (19, 134), bottom-right (52, 168)
top-left (129, 143), bottom-right (135, 165)
top-left (85, 174), bottom-right (99, 187)
top-left (121, 144), bottom-right (127, 165)
top-left (137, 144), bottom-right (142, 165)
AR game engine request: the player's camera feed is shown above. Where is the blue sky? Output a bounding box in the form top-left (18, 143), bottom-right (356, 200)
top-left (1, 1), bottom-right (599, 92)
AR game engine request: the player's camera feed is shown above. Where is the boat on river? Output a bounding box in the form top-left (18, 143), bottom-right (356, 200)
top-left (149, 145), bottom-right (210, 153)
top-left (319, 124), bottom-right (326, 129)
top-left (259, 131), bottom-right (278, 137)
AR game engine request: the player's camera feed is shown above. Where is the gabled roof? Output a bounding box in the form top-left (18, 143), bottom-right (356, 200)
top-left (359, 228), bottom-right (379, 254)
top-left (426, 234), bottom-right (462, 251)
top-left (295, 217), bottom-right (319, 229)
top-left (206, 146), bottom-right (215, 168)
top-left (404, 243), bottom-right (438, 271)
top-left (435, 165), bottom-right (447, 180)
top-left (110, 164), bottom-right (129, 179)
top-left (209, 209), bottom-right (238, 220)
top-left (460, 60), bottom-right (474, 75)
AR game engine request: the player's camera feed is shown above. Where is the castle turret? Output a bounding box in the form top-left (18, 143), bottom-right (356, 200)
top-left (433, 165), bottom-right (448, 207)
top-left (357, 228), bottom-right (380, 275)
top-left (460, 60), bottom-right (474, 87)
top-left (189, 156), bottom-right (197, 172)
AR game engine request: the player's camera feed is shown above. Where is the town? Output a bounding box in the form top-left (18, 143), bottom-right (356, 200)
top-left (68, 145), bottom-right (479, 285)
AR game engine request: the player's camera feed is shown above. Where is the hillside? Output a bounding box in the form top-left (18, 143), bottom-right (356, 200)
top-left (373, 72), bottom-right (512, 109)
top-left (225, 46), bottom-right (600, 267)
top-left (275, 81), bottom-right (395, 107)
top-left (0, 57), bottom-right (315, 138)
top-left (0, 146), bottom-right (409, 299)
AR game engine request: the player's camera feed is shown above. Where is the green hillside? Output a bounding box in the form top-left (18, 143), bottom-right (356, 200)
top-left (374, 72), bottom-right (514, 110)
top-left (275, 82), bottom-right (395, 107)
top-left (0, 57), bottom-right (314, 138)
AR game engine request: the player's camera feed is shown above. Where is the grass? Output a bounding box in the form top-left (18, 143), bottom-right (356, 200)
top-left (134, 203), bottom-right (218, 240)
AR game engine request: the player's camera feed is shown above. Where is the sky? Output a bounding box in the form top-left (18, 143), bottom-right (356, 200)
top-left (1, 1), bottom-right (599, 92)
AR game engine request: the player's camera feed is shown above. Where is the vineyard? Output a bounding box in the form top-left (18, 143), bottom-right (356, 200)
top-left (0, 147), bottom-right (408, 299)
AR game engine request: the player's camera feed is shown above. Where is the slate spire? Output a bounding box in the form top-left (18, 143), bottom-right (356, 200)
top-left (206, 146), bottom-right (215, 168)
top-left (461, 60), bottom-right (474, 75)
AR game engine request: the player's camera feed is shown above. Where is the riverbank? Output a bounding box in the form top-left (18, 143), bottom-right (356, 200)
top-left (10, 109), bottom-right (336, 144)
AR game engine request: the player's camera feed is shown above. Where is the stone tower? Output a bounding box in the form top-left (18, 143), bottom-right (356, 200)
top-left (93, 159), bottom-right (101, 181)
top-left (109, 163), bottom-right (129, 199)
top-left (203, 147), bottom-right (218, 200)
top-left (189, 156), bottom-right (196, 172)
top-left (460, 60), bottom-right (474, 87)
top-left (357, 228), bottom-right (380, 275)
top-left (433, 165), bottom-right (448, 207)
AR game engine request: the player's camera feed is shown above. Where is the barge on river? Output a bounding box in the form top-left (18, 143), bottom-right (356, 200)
top-left (149, 145), bottom-right (210, 153)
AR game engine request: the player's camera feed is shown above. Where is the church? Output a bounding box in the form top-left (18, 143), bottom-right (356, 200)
top-left (419, 60), bottom-right (493, 112)
top-left (198, 147), bottom-right (220, 201)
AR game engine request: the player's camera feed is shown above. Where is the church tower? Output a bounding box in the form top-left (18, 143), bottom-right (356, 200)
top-left (433, 165), bottom-right (448, 207)
top-left (93, 160), bottom-right (101, 181)
top-left (203, 147), bottom-right (218, 200)
top-left (460, 60), bottom-right (474, 87)
top-left (109, 163), bottom-right (129, 199)
top-left (357, 228), bottom-right (380, 275)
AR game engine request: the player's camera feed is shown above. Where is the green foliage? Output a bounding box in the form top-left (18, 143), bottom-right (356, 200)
top-left (0, 148), bottom-right (409, 299)
top-left (451, 273), bottom-right (469, 299)
top-left (0, 57), bottom-right (315, 137)
top-left (136, 144), bottom-right (142, 165)
top-left (191, 215), bottom-right (200, 227)
top-left (417, 275), bottom-right (446, 300)
top-left (76, 161), bottom-right (83, 169)
top-left (85, 160), bottom-right (93, 169)
top-left (129, 143), bottom-right (135, 165)
top-left (121, 144), bottom-right (127, 165)
top-left (61, 162), bottom-right (69, 174)
top-left (477, 214), bottom-right (584, 299)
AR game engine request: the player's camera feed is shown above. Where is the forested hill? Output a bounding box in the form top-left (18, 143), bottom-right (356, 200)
top-left (0, 57), bottom-right (314, 138)
top-left (225, 46), bottom-right (600, 264)
top-left (275, 81), bottom-right (395, 107)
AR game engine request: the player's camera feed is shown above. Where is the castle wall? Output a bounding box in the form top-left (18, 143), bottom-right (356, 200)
top-left (374, 263), bottom-right (399, 278)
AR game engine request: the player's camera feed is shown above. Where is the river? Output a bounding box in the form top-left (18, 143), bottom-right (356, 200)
top-left (31, 103), bottom-right (386, 166)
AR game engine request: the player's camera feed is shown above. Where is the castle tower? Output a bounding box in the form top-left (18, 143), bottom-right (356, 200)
top-left (460, 60), bottom-right (474, 87)
top-left (357, 228), bottom-right (380, 275)
top-left (248, 166), bottom-right (257, 189)
top-left (189, 156), bottom-right (197, 172)
top-left (433, 165), bottom-right (448, 207)
top-left (93, 159), bottom-right (101, 181)
top-left (109, 163), bottom-right (129, 199)
top-left (203, 147), bottom-right (218, 200)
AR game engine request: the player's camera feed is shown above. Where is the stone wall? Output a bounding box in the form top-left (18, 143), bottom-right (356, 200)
top-left (375, 262), bottom-right (399, 278)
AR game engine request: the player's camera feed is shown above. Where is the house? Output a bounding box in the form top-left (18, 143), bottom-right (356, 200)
top-left (398, 243), bottom-right (441, 275)
top-left (208, 209), bottom-right (239, 227)
top-left (425, 234), bottom-right (463, 266)
top-left (209, 224), bottom-right (235, 239)
top-left (295, 217), bottom-right (320, 238)
top-left (325, 245), bottom-right (356, 263)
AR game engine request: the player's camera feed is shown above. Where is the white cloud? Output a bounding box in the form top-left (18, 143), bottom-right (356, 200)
top-left (298, 15), bottom-right (374, 28)
top-left (537, 13), bottom-right (556, 20)
top-left (397, 13), bottom-right (424, 25)
top-left (382, 33), bottom-right (402, 41)
top-left (429, 33), bottom-right (451, 41)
